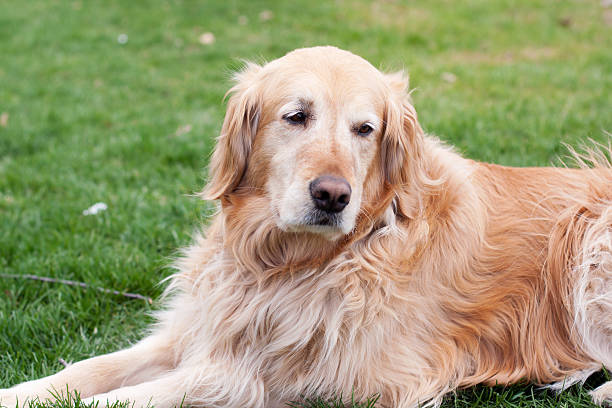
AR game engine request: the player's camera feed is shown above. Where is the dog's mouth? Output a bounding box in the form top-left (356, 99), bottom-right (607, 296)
top-left (304, 209), bottom-right (342, 227)
top-left (279, 208), bottom-right (347, 240)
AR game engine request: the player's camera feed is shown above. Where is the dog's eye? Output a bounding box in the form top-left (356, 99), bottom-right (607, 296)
top-left (284, 111), bottom-right (307, 125)
top-left (356, 123), bottom-right (374, 136)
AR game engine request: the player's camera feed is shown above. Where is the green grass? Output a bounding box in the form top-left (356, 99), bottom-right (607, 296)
top-left (0, 0), bottom-right (611, 407)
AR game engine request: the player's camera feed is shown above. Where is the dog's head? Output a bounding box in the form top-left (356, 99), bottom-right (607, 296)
top-left (204, 47), bottom-right (424, 241)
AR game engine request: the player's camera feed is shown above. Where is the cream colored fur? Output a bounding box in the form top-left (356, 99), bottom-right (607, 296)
top-left (1, 47), bottom-right (611, 408)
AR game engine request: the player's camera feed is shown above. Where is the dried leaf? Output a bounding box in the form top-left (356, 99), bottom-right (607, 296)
top-left (558, 17), bottom-right (571, 27)
top-left (82, 202), bottom-right (108, 216)
top-left (173, 124), bottom-right (193, 137)
top-left (259, 10), bottom-right (273, 21)
top-left (441, 72), bottom-right (457, 83)
top-left (198, 32), bottom-right (215, 45)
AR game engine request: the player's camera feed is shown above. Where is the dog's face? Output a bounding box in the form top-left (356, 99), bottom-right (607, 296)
top-left (205, 47), bottom-right (423, 240)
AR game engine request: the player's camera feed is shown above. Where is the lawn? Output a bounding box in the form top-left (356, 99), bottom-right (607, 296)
top-left (0, 0), bottom-right (611, 407)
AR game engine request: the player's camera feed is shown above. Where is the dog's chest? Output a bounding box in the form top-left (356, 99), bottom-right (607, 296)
top-left (198, 265), bottom-right (388, 367)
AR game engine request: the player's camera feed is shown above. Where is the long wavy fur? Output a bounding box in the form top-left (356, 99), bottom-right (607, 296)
top-left (156, 49), bottom-right (612, 407)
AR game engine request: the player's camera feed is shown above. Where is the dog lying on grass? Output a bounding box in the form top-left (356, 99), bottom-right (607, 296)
top-left (1, 46), bottom-right (611, 408)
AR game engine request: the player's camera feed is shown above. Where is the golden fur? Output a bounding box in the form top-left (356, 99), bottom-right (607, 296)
top-left (1, 46), bottom-right (611, 408)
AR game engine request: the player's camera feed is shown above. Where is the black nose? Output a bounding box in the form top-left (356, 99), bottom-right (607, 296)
top-left (309, 175), bottom-right (352, 213)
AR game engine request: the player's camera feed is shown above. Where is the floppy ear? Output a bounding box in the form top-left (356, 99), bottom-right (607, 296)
top-left (381, 71), bottom-right (426, 188)
top-left (202, 62), bottom-right (263, 200)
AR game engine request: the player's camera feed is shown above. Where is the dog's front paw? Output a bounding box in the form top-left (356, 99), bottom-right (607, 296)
top-left (0, 388), bottom-right (45, 408)
top-left (591, 381), bottom-right (612, 406)
top-left (0, 390), bottom-right (18, 408)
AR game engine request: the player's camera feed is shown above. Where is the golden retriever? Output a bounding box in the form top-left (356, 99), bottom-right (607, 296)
top-left (1, 46), bottom-right (611, 408)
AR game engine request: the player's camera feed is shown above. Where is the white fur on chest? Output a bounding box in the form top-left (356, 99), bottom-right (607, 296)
top-left (158, 245), bottom-right (429, 402)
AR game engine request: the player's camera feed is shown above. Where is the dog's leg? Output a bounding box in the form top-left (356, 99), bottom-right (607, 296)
top-left (591, 381), bottom-right (612, 406)
top-left (81, 373), bottom-right (189, 408)
top-left (572, 207), bottom-right (612, 406)
top-left (0, 334), bottom-right (173, 408)
top-left (574, 210), bottom-right (612, 361)
top-left (82, 365), bottom-right (267, 408)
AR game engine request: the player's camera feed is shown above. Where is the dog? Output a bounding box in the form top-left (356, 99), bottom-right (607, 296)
top-left (1, 46), bottom-right (611, 408)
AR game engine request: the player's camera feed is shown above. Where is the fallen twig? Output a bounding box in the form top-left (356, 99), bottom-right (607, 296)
top-left (0, 273), bottom-right (153, 304)
top-left (58, 358), bottom-right (71, 368)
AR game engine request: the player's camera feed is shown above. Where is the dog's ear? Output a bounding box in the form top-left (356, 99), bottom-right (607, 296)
top-left (202, 62), bottom-right (263, 200)
top-left (381, 71), bottom-right (426, 188)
